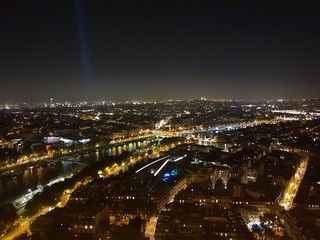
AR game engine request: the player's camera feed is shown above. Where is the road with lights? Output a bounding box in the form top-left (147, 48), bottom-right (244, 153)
top-left (279, 155), bottom-right (308, 210)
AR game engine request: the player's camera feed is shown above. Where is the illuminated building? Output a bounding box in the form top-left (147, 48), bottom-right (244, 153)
top-left (210, 166), bottom-right (231, 189)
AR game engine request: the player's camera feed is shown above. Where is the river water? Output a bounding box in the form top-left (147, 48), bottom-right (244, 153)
top-left (0, 138), bottom-right (156, 205)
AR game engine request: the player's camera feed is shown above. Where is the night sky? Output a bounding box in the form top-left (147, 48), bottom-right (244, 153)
top-left (1, 0), bottom-right (320, 102)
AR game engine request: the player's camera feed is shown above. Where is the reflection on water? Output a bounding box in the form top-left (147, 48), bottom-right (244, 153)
top-left (0, 161), bottom-right (79, 204)
top-left (106, 141), bottom-right (149, 156)
top-left (0, 138), bottom-right (156, 205)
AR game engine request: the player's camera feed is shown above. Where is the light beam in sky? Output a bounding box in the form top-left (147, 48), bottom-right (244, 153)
top-left (74, 0), bottom-right (94, 91)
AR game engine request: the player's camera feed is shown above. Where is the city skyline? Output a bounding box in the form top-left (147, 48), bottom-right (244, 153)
top-left (1, 1), bottom-right (320, 102)
top-left (1, 98), bottom-right (320, 239)
top-left (1, 97), bottom-right (319, 107)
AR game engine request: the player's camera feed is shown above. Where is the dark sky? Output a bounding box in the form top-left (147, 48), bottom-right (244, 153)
top-left (1, 0), bottom-right (320, 102)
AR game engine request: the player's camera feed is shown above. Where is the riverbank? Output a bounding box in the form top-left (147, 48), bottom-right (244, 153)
top-left (0, 135), bottom-right (155, 174)
top-left (2, 137), bottom-right (187, 239)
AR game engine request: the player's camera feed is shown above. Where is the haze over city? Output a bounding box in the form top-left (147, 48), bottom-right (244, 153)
top-left (1, 0), bottom-right (320, 102)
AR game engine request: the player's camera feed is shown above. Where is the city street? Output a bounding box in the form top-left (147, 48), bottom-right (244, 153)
top-left (280, 155), bottom-right (308, 210)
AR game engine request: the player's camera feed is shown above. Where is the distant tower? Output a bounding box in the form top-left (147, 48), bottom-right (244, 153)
top-left (50, 97), bottom-right (54, 108)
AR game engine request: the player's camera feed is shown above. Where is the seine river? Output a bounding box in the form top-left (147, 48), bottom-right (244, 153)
top-left (0, 138), bottom-right (155, 205)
